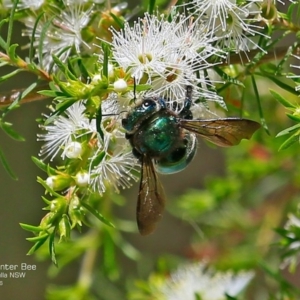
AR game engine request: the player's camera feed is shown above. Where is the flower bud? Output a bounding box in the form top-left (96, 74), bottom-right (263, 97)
top-left (91, 74), bottom-right (102, 84)
top-left (75, 171), bottom-right (90, 187)
top-left (64, 141), bottom-right (83, 159)
top-left (68, 196), bottom-right (85, 228)
top-left (114, 79), bottom-right (127, 92)
top-left (58, 214), bottom-right (71, 242)
top-left (50, 197), bottom-right (67, 215)
top-left (40, 212), bottom-right (56, 229)
top-left (45, 175), bottom-right (72, 191)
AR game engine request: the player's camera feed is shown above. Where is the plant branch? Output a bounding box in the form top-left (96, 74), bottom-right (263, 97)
top-left (0, 51), bottom-right (52, 81)
top-left (0, 83), bottom-right (50, 106)
top-left (219, 45), bottom-right (300, 67)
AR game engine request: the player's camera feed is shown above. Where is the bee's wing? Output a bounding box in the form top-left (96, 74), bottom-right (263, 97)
top-left (179, 118), bottom-right (261, 147)
top-left (137, 155), bottom-right (166, 236)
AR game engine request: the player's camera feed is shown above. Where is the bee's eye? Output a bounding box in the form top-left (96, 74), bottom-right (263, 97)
top-left (142, 100), bottom-right (154, 109)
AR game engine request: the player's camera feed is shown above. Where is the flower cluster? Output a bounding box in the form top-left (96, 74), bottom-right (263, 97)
top-left (17, 0), bottom-right (94, 71)
top-left (160, 262), bottom-right (254, 300)
top-left (280, 211), bottom-right (300, 272)
top-left (109, 13), bottom-right (225, 109)
top-left (182, 0), bottom-right (265, 55)
top-left (38, 101), bottom-right (139, 195)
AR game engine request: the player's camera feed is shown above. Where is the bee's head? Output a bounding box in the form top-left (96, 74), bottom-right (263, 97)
top-left (122, 97), bottom-right (165, 133)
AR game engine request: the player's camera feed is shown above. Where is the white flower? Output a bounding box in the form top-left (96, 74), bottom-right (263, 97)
top-left (2, 0), bottom-right (44, 10)
top-left (160, 262), bottom-right (254, 300)
top-left (110, 13), bottom-right (171, 83)
top-left (185, 0), bottom-right (265, 55)
top-left (280, 212), bottom-right (300, 270)
top-left (108, 13), bottom-right (225, 111)
top-left (89, 141), bottom-right (139, 194)
top-left (22, 1), bottom-right (92, 70)
top-left (38, 97), bottom-right (139, 194)
top-left (38, 102), bottom-right (95, 160)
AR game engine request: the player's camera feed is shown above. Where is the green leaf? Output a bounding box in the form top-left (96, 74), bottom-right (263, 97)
top-left (135, 84), bottom-right (151, 92)
top-left (6, 0), bottom-right (19, 49)
top-left (0, 147), bottom-right (17, 180)
top-left (41, 196), bottom-right (51, 205)
top-left (109, 12), bottom-right (125, 30)
top-left (38, 89), bottom-right (58, 97)
top-left (287, 113), bottom-right (300, 122)
top-left (89, 151), bottom-right (105, 169)
top-left (7, 44), bottom-right (19, 63)
top-left (0, 19), bottom-right (8, 50)
top-left (27, 235), bottom-right (49, 255)
top-left (29, 12), bottom-right (44, 62)
top-left (259, 63), bottom-right (277, 74)
top-left (31, 156), bottom-right (50, 173)
top-left (0, 121), bottom-right (25, 141)
top-left (103, 230), bottom-right (119, 280)
top-left (38, 16), bottom-right (55, 69)
top-left (52, 54), bottom-right (76, 80)
top-left (269, 89), bottom-right (296, 108)
top-left (80, 201), bottom-right (115, 228)
top-left (148, 0), bottom-right (156, 14)
top-left (259, 262), bottom-right (296, 292)
top-left (276, 123), bottom-right (300, 137)
top-left (0, 68), bottom-right (23, 83)
top-left (251, 75), bottom-right (269, 134)
top-left (259, 73), bottom-right (297, 95)
top-left (44, 97), bottom-right (77, 125)
top-left (119, 240), bottom-right (140, 260)
top-left (49, 231), bottom-right (58, 266)
top-left (48, 46), bottom-right (72, 73)
top-left (20, 223), bottom-right (44, 233)
top-left (76, 58), bottom-right (90, 82)
top-left (278, 133), bottom-right (299, 151)
top-left (102, 42), bottom-right (109, 78)
top-left (287, 2), bottom-right (299, 23)
top-left (214, 66), bottom-right (244, 87)
top-left (26, 233), bottom-right (49, 242)
top-left (32, 156), bottom-right (57, 175)
top-left (276, 43), bottom-right (296, 74)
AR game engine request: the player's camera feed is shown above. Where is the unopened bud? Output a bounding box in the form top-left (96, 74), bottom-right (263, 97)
top-left (64, 141), bottom-right (82, 159)
top-left (45, 175), bottom-right (72, 191)
top-left (75, 171), bottom-right (90, 187)
top-left (114, 79), bottom-right (127, 92)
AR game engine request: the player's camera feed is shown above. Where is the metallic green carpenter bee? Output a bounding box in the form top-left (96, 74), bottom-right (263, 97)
top-left (122, 87), bottom-right (260, 235)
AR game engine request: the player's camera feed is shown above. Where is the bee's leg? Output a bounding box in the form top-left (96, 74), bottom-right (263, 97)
top-left (132, 148), bottom-right (142, 160)
top-left (178, 86), bottom-right (193, 120)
